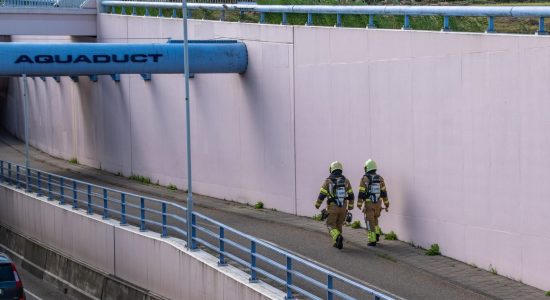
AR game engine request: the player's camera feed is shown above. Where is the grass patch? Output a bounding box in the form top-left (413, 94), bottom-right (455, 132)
top-left (69, 157), bottom-right (78, 164)
top-left (376, 252), bottom-right (397, 263)
top-left (545, 290), bottom-right (550, 297)
top-left (254, 201), bottom-right (264, 209)
top-left (350, 221), bottom-right (361, 229)
top-left (489, 264), bottom-right (498, 275)
top-left (425, 243), bottom-right (441, 256)
top-left (129, 174), bottom-right (152, 184)
top-left (385, 231), bottom-right (398, 240)
top-left (167, 184), bottom-right (177, 191)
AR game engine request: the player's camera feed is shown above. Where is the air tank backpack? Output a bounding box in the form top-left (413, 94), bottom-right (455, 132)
top-left (366, 174), bottom-right (381, 204)
top-left (329, 177), bottom-right (347, 207)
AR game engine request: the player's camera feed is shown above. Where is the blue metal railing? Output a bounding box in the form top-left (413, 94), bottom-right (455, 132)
top-left (0, 0), bottom-right (88, 8)
top-left (100, 2), bottom-right (550, 34)
top-left (0, 159), bottom-right (394, 300)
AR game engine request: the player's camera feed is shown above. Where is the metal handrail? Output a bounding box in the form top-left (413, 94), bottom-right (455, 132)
top-left (0, 159), bottom-right (394, 300)
top-left (100, 1), bottom-right (550, 34)
top-left (0, 0), bottom-right (88, 8)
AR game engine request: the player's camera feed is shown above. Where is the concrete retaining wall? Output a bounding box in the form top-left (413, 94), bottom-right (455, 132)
top-left (2, 15), bottom-right (550, 290)
top-left (0, 183), bottom-right (284, 299)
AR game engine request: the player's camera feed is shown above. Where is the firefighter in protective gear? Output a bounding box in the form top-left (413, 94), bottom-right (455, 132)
top-left (315, 161), bottom-right (355, 249)
top-left (357, 159), bottom-right (389, 247)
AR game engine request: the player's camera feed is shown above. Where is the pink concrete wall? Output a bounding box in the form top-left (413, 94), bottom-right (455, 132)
top-left (2, 16), bottom-right (550, 290)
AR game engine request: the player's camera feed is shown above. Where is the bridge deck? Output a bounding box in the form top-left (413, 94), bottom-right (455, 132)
top-left (0, 7), bottom-right (96, 36)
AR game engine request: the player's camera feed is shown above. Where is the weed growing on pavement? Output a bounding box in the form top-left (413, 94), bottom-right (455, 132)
top-left (254, 201), bottom-right (264, 209)
top-left (129, 174), bottom-right (152, 184)
top-left (350, 221), bottom-right (361, 229)
top-left (425, 243), bottom-right (441, 256)
top-left (489, 264), bottom-right (498, 275)
top-left (69, 157), bottom-right (78, 164)
top-left (385, 231), bottom-right (398, 240)
top-left (115, 172), bottom-right (122, 177)
top-left (376, 253), bottom-right (397, 263)
top-left (545, 290), bottom-right (550, 297)
top-left (167, 184), bottom-right (177, 191)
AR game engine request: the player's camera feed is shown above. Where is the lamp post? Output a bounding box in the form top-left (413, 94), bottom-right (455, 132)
top-left (22, 74), bottom-right (30, 171)
top-left (182, 0), bottom-right (195, 250)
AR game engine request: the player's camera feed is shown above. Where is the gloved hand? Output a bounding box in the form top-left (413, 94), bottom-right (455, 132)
top-left (384, 207), bottom-right (389, 212)
top-left (315, 203), bottom-right (321, 209)
top-left (357, 204), bottom-right (362, 210)
top-left (347, 205), bottom-right (354, 210)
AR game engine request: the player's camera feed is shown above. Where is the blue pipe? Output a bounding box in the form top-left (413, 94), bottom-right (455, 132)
top-left (101, 2), bottom-right (550, 18)
top-left (0, 41), bottom-right (248, 76)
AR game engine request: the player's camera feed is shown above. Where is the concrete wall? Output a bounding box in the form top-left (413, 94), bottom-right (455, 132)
top-left (0, 183), bottom-right (284, 299)
top-left (2, 15), bottom-right (550, 290)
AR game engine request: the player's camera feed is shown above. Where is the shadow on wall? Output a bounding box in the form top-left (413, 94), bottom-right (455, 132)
top-left (0, 77), bottom-right (8, 124)
top-left (0, 35), bottom-right (10, 106)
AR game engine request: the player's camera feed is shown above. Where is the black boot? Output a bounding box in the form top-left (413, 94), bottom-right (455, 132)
top-left (376, 234), bottom-right (380, 242)
top-left (336, 234), bottom-right (344, 250)
top-left (368, 241), bottom-right (377, 247)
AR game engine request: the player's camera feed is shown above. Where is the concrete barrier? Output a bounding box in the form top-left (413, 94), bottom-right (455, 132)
top-left (0, 183), bottom-right (285, 300)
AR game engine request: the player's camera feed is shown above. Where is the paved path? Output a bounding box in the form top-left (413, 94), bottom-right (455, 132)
top-left (0, 131), bottom-right (546, 300)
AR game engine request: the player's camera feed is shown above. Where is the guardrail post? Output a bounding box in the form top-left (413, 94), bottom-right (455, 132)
top-left (140, 197), bottom-right (146, 231)
top-left (72, 180), bottom-right (78, 209)
top-left (8, 163), bottom-right (12, 184)
top-left (16, 165), bottom-right (20, 189)
top-left (306, 13), bottom-right (313, 26)
top-left (239, 10), bottom-right (244, 22)
top-left (249, 241), bottom-right (258, 283)
top-left (403, 15), bottom-right (411, 30)
top-left (218, 227), bottom-right (226, 266)
top-left (282, 13), bottom-right (287, 25)
top-left (47, 174), bottom-right (52, 200)
top-left (172, 8), bottom-right (177, 18)
top-left (190, 214), bottom-right (197, 249)
top-left (87, 185), bottom-right (92, 214)
top-left (486, 16), bottom-right (495, 33)
top-left (537, 17), bottom-right (547, 35)
top-left (0, 161), bottom-right (3, 182)
top-left (26, 168), bottom-right (30, 192)
top-left (327, 274), bottom-right (333, 300)
top-left (161, 202), bottom-right (167, 237)
top-left (121, 6), bottom-right (126, 15)
top-left (188, 8), bottom-right (192, 18)
top-left (37, 172), bottom-right (42, 197)
top-left (59, 177), bottom-right (65, 205)
top-left (219, 10), bottom-right (225, 21)
top-left (132, 6), bottom-right (136, 16)
top-left (260, 12), bottom-right (265, 24)
top-left (368, 14), bottom-right (376, 29)
top-left (442, 16), bottom-right (450, 32)
top-left (103, 189), bottom-right (109, 219)
top-left (286, 256), bottom-right (293, 299)
top-left (336, 14), bottom-right (342, 27)
top-left (110, 6), bottom-right (115, 14)
top-left (145, 7), bottom-right (150, 16)
top-left (120, 193), bottom-right (127, 225)
top-left (158, 8), bottom-right (163, 17)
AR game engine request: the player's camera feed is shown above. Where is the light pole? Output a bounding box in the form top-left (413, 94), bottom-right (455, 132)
top-left (22, 75), bottom-right (30, 170)
top-left (182, 0), bottom-right (195, 250)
